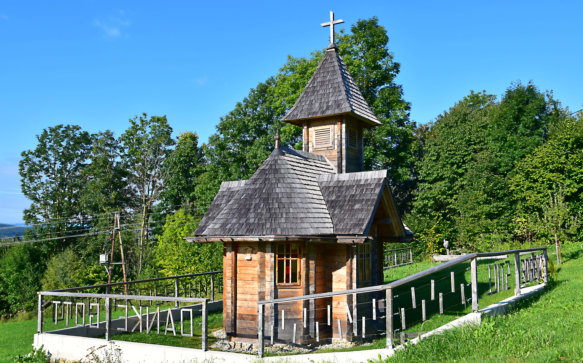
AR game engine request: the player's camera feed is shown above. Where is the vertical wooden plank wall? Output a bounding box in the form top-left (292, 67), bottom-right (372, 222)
top-left (223, 243), bottom-right (237, 335)
top-left (235, 242), bottom-right (259, 337)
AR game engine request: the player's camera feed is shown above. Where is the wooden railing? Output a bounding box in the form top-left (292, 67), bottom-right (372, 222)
top-left (384, 246), bottom-right (414, 269)
top-left (256, 247), bottom-right (548, 358)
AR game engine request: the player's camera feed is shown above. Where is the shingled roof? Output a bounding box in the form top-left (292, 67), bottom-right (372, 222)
top-left (317, 170), bottom-right (387, 235)
top-left (282, 44), bottom-right (381, 126)
top-left (193, 148), bottom-right (399, 237)
top-left (195, 147), bottom-right (335, 236)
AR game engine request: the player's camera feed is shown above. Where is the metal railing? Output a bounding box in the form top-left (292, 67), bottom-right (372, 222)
top-left (256, 247), bottom-right (548, 357)
top-left (384, 247), bottom-right (414, 269)
top-left (37, 271), bottom-right (223, 351)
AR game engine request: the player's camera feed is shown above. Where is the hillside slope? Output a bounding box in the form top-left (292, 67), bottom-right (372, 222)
top-left (385, 244), bottom-right (583, 362)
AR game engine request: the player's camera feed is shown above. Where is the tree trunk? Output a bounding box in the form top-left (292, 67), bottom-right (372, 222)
top-left (554, 232), bottom-right (562, 265)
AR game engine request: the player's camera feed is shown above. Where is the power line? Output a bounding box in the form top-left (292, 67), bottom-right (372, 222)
top-left (0, 231), bottom-right (111, 246)
top-left (0, 219), bottom-right (199, 247)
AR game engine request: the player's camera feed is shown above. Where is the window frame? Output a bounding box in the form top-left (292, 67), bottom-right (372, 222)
top-left (275, 243), bottom-right (302, 286)
top-left (358, 242), bottom-right (371, 283)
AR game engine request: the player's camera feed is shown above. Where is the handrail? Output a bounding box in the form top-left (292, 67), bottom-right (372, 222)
top-left (39, 291), bottom-right (208, 303)
top-left (256, 246), bottom-right (548, 358)
top-left (258, 247), bottom-right (547, 305)
top-left (385, 246), bottom-right (413, 252)
top-left (51, 270), bottom-right (222, 292)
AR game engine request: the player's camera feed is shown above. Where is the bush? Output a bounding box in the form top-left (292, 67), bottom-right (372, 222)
top-left (12, 346), bottom-right (51, 362)
top-left (155, 210), bottom-right (222, 276)
top-left (0, 245), bottom-right (45, 314)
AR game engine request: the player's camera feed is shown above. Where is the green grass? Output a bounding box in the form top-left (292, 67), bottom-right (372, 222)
top-left (0, 303), bottom-right (219, 361)
top-left (112, 311), bottom-right (223, 349)
top-left (0, 313), bottom-right (38, 362)
top-left (1, 246), bottom-right (579, 361)
top-left (382, 243), bottom-right (583, 362)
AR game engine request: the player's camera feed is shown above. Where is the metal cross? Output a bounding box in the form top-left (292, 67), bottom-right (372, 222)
top-left (321, 11), bottom-right (344, 44)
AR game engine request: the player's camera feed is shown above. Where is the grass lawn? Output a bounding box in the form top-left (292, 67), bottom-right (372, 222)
top-left (0, 313), bottom-right (38, 362)
top-left (382, 243), bottom-right (583, 362)
top-left (111, 311), bottom-right (223, 349)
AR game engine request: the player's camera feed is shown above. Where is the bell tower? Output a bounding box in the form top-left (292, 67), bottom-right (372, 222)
top-left (282, 12), bottom-right (380, 173)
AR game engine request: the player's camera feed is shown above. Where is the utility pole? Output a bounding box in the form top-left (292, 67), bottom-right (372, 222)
top-left (107, 212), bottom-right (128, 294)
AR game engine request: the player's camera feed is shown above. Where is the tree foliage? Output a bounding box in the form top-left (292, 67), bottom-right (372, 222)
top-left (160, 132), bottom-right (205, 213)
top-left (154, 210), bottom-right (221, 276)
top-left (120, 114), bottom-right (175, 276)
top-left (203, 17), bottom-right (416, 212)
top-left (410, 83), bottom-right (568, 250)
top-left (19, 124), bottom-right (92, 227)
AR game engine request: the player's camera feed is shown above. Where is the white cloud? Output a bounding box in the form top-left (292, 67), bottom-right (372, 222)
top-left (0, 13), bottom-right (8, 20)
top-left (94, 10), bottom-right (130, 38)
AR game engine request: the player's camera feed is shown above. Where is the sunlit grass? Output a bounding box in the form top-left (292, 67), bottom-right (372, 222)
top-left (382, 243), bottom-right (583, 362)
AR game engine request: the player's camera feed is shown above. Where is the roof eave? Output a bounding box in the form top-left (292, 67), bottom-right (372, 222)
top-left (185, 235), bottom-right (372, 244)
top-left (283, 111), bottom-right (381, 127)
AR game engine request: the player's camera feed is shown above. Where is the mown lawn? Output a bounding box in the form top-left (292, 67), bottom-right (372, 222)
top-left (382, 243), bottom-right (583, 362)
top-left (0, 313), bottom-right (38, 362)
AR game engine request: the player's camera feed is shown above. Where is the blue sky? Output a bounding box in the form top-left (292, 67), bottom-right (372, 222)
top-left (1, 1), bottom-right (582, 224)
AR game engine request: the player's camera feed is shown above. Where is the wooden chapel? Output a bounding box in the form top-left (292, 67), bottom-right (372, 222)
top-left (186, 12), bottom-right (412, 343)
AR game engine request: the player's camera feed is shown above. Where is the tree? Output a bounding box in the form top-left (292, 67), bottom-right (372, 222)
top-left (410, 91), bottom-right (495, 245)
top-left (410, 83), bottom-right (567, 250)
top-left (535, 187), bottom-right (581, 264)
top-left (486, 82), bottom-right (564, 174)
top-left (81, 130), bottom-right (131, 215)
top-left (154, 210), bottom-right (222, 276)
top-left (19, 124), bottom-right (92, 233)
top-left (511, 114), bottom-right (583, 218)
top-left (337, 18), bottom-right (415, 212)
top-left (120, 114), bottom-right (175, 276)
top-left (0, 245), bottom-right (45, 313)
top-left (203, 17), bottom-right (415, 211)
top-left (160, 132), bottom-right (205, 213)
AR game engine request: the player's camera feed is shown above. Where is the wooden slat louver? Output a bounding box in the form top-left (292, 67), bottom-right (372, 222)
top-left (314, 127), bottom-right (332, 148)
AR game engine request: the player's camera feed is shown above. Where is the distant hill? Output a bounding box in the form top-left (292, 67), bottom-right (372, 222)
top-left (0, 224), bottom-right (28, 239)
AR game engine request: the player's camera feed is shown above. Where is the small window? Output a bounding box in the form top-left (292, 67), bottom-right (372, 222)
top-left (314, 127), bottom-right (332, 148)
top-left (276, 244), bottom-right (301, 285)
top-left (358, 243), bottom-right (371, 282)
top-left (348, 128), bottom-right (358, 149)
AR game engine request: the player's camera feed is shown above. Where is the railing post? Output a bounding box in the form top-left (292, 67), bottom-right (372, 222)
top-left (105, 296), bottom-right (111, 340)
top-left (409, 247), bottom-right (413, 264)
top-left (37, 293), bottom-right (43, 333)
top-left (513, 252), bottom-right (521, 296)
top-left (258, 303), bottom-right (264, 358)
top-left (210, 274), bottom-right (215, 302)
top-left (174, 278), bottom-right (179, 308)
top-left (470, 257), bottom-right (479, 312)
top-left (202, 299), bottom-right (208, 351)
top-left (543, 248), bottom-right (549, 284)
top-left (386, 287), bottom-right (393, 348)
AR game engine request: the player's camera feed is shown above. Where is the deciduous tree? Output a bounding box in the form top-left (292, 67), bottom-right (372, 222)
top-left (120, 114), bottom-right (174, 276)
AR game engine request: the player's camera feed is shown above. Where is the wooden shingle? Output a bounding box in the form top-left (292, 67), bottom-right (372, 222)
top-left (195, 147), bottom-right (335, 236)
top-left (282, 44), bottom-right (381, 126)
top-left (194, 150), bottom-right (394, 237)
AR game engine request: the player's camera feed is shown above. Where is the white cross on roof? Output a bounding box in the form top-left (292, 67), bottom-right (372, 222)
top-left (321, 11), bottom-right (344, 45)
